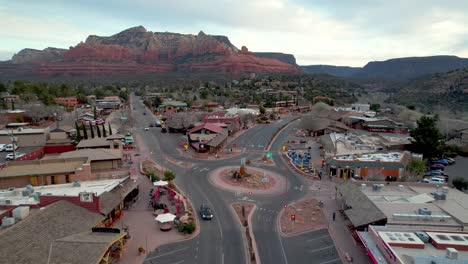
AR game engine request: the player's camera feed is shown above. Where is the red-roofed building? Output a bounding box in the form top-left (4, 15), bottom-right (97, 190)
top-left (203, 112), bottom-right (241, 134)
top-left (55, 97), bottom-right (79, 108)
top-left (187, 123), bottom-right (227, 153)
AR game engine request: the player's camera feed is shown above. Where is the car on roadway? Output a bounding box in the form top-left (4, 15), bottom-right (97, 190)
top-left (422, 177), bottom-right (445, 183)
top-left (149, 123), bottom-right (154, 127)
top-left (5, 144), bottom-right (18, 152)
top-left (445, 157), bottom-right (456, 165)
top-left (0, 144), bottom-right (6, 152)
top-left (155, 120), bottom-right (161, 127)
top-left (5, 152), bottom-right (25, 161)
top-left (144, 127), bottom-right (149, 131)
top-left (199, 204), bottom-right (213, 220)
top-left (143, 112), bottom-right (146, 115)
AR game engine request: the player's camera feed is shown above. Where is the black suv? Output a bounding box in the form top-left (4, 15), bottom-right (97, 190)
top-left (199, 204), bottom-right (213, 220)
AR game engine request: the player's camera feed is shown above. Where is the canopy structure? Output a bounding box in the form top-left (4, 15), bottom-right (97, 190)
top-left (153, 180), bottom-right (168, 186)
top-left (155, 213), bottom-right (176, 223)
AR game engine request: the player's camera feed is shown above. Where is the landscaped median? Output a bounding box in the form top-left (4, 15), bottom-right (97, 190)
top-left (232, 202), bottom-right (259, 264)
top-left (279, 198), bottom-right (326, 236)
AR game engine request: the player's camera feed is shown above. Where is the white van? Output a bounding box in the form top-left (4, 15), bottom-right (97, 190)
top-left (5, 144), bottom-right (18, 152)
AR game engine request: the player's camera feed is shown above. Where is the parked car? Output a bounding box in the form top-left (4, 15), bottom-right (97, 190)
top-left (422, 177), bottom-right (445, 183)
top-left (429, 163), bottom-right (445, 170)
top-left (199, 204), bottom-right (213, 220)
top-left (5, 152), bottom-right (25, 161)
top-left (431, 159), bottom-right (449, 166)
top-left (0, 144), bottom-right (6, 152)
top-left (144, 127), bottom-right (149, 131)
top-left (155, 120), bottom-right (161, 127)
top-left (445, 158), bottom-right (456, 165)
top-left (424, 170), bottom-right (448, 177)
top-left (5, 144), bottom-right (18, 152)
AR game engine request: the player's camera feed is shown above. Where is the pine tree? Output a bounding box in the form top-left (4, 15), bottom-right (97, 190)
top-left (93, 105), bottom-right (97, 119)
top-left (11, 100), bottom-right (15, 110)
top-left (90, 125), bottom-right (95, 138)
top-left (82, 125), bottom-right (88, 139)
top-left (102, 124), bottom-right (107, 137)
top-left (108, 123), bottom-right (113, 135)
top-left (75, 122), bottom-right (82, 142)
top-left (96, 124), bottom-right (101, 138)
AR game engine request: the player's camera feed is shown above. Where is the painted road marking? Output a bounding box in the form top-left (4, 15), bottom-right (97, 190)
top-left (308, 245), bottom-right (335, 253)
top-left (319, 258), bottom-right (341, 264)
top-left (144, 247), bottom-right (190, 261)
top-left (305, 234), bottom-right (331, 243)
top-left (199, 168), bottom-right (209, 172)
top-left (193, 167), bottom-right (199, 170)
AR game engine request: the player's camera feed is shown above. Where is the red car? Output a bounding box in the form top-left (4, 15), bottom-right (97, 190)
top-left (429, 163), bottom-right (445, 170)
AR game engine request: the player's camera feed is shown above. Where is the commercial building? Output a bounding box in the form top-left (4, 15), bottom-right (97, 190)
top-left (158, 101), bottom-right (188, 115)
top-left (0, 127), bottom-right (48, 147)
top-left (54, 97), bottom-right (79, 108)
top-left (0, 157), bottom-right (91, 189)
top-left (203, 112), bottom-right (241, 134)
top-left (187, 123), bottom-right (228, 153)
top-left (300, 116), bottom-right (350, 137)
top-left (327, 151), bottom-right (411, 180)
top-left (0, 200), bottom-right (129, 264)
top-left (358, 225), bottom-right (468, 264)
top-left (57, 148), bottom-right (123, 171)
top-left (345, 116), bottom-right (409, 134)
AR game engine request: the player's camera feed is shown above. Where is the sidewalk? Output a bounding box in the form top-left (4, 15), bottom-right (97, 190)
top-left (320, 178), bottom-right (371, 264)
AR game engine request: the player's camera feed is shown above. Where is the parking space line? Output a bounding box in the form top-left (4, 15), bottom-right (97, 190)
top-left (144, 247), bottom-right (190, 261)
top-left (319, 258), bottom-right (341, 264)
top-left (308, 245), bottom-right (334, 253)
top-left (305, 234), bottom-right (330, 243)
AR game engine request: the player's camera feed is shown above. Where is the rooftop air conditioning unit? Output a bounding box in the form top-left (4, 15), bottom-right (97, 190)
top-left (418, 208), bottom-right (432, 215)
top-left (398, 185), bottom-right (404, 191)
top-left (446, 248), bottom-right (458, 259)
top-left (1, 217), bottom-right (15, 227)
top-left (13, 206), bottom-right (29, 220)
top-left (4, 199), bottom-right (12, 205)
top-left (414, 232), bottom-right (430, 243)
top-left (360, 184), bottom-right (367, 190)
top-left (434, 193), bottom-right (447, 200)
top-left (72, 182), bottom-right (81, 187)
top-left (373, 184), bottom-right (379, 191)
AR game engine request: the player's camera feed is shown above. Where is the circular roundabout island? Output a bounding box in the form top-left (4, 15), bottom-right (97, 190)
top-left (209, 166), bottom-right (287, 195)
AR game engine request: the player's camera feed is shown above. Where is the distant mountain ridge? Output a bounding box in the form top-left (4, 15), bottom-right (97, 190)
top-left (0, 26), bottom-right (299, 78)
top-left (300, 55), bottom-right (468, 80)
top-left (300, 65), bottom-right (360, 77)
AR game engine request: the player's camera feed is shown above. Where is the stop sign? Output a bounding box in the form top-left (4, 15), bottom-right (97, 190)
top-left (291, 214), bottom-right (296, 221)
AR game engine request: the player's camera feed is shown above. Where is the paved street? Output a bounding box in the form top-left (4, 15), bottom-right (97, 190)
top-left (128, 94), bottom-right (351, 264)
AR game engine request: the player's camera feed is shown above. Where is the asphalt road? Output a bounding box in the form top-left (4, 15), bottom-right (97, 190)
top-left (130, 94), bottom-right (342, 264)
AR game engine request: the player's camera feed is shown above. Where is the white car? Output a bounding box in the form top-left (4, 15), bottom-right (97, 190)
top-left (5, 152), bottom-right (25, 161)
top-left (5, 144), bottom-right (18, 152)
top-left (0, 144), bottom-right (6, 152)
top-left (144, 127), bottom-right (149, 131)
top-left (422, 177), bottom-right (445, 183)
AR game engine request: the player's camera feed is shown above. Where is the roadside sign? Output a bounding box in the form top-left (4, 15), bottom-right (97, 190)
top-left (282, 146), bottom-right (286, 151)
top-left (241, 158), bottom-right (246, 166)
top-left (184, 144), bottom-right (189, 150)
top-left (266, 152), bottom-right (273, 158)
top-left (261, 177), bottom-right (269, 183)
top-left (120, 116), bottom-right (128, 120)
top-left (291, 214), bottom-right (296, 221)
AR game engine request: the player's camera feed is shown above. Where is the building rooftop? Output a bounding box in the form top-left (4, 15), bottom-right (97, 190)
top-left (0, 158), bottom-right (88, 178)
top-left (0, 128), bottom-right (46, 135)
top-left (76, 138), bottom-right (111, 149)
top-left (49, 231), bottom-right (125, 264)
top-left (188, 123), bottom-right (224, 135)
top-left (334, 152), bottom-right (404, 162)
top-left (58, 148), bottom-right (122, 161)
top-left (0, 178), bottom-right (128, 205)
top-left (0, 200), bottom-right (102, 264)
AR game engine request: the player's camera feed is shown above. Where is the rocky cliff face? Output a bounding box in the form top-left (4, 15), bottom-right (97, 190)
top-left (2, 26), bottom-right (298, 77)
top-left (253, 52), bottom-right (297, 65)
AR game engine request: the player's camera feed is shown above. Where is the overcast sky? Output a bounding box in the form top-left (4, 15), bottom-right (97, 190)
top-left (1, 0), bottom-right (467, 66)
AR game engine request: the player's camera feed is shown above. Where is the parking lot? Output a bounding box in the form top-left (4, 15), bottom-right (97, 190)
top-left (0, 146), bottom-right (40, 163)
top-left (282, 228), bottom-right (342, 264)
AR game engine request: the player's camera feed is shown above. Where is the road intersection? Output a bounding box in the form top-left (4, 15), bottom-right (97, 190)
top-left (130, 94), bottom-right (343, 264)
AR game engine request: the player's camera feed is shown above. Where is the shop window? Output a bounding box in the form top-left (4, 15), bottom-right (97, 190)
top-left (51, 175), bottom-right (56, 185)
top-left (66, 175), bottom-right (70, 183)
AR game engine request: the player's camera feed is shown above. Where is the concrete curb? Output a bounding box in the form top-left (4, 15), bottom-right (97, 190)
top-left (265, 117), bottom-right (300, 151)
top-left (230, 203), bottom-right (260, 264)
top-left (247, 204), bottom-right (260, 264)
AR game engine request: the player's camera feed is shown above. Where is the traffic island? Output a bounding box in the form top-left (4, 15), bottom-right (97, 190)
top-left (209, 166), bottom-right (287, 195)
top-left (232, 203), bottom-right (259, 264)
top-left (279, 198), bottom-right (326, 236)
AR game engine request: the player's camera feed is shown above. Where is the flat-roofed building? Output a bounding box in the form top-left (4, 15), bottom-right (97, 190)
top-left (58, 148), bottom-right (123, 171)
top-left (0, 157), bottom-right (91, 188)
top-left (0, 127), bottom-right (48, 147)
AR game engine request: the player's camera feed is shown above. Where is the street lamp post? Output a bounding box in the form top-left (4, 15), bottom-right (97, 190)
top-left (118, 183), bottom-right (124, 231)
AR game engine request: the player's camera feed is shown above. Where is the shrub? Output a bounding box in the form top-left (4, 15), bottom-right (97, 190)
top-left (164, 171), bottom-right (176, 181)
top-left (452, 177), bottom-right (468, 191)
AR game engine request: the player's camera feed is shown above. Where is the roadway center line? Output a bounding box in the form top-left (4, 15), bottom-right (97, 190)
top-left (144, 247), bottom-right (190, 261)
top-left (305, 234), bottom-right (331, 243)
top-left (308, 245), bottom-right (335, 253)
top-left (173, 261), bottom-right (185, 264)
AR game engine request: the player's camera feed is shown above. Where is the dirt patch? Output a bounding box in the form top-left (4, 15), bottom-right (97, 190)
top-left (251, 157), bottom-right (276, 166)
top-left (280, 199), bottom-right (326, 236)
top-left (142, 160), bottom-right (164, 175)
top-left (219, 167), bottom-right (276, 190)
top-left (232, 203), bottom-right (257, 264)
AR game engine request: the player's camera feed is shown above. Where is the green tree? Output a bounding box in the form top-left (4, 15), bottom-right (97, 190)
top-left (0, 82), bottom-right (6, 93)
top-left (192, 95), bottom-right (198, 101)
top-left (96, 124), bottom-right (101, 138)
top-left (82, 125), bottom-right (88, 139)
top-left (11, 100), bottom-right (15, 110)
top-left (75, 122), bottom-right (82, 142)
top-left (452, 177), bottom-right (468, 191)
top-left (407, 159), bottom-right (426, 177)
top-left (108, 123), bottom-right (113, 135)
top-left (410, 116), bottom-right (444, 159)
top-left (90, 125), bottom-right (95, 138)
top-left (93, 105), bottom-right (97, 120)
top-left (259, 104), bottom-right (266, 115)
top-left (153, 96), bottom-right (162, 108)
top-left (370, 103), bottom-right (381, 112)
top-left (163, 171), bottom-right (176, 182)
top-left (102, 124), bottom-right (107, 137)
top-left (200, 90), bottom-right (209, 100)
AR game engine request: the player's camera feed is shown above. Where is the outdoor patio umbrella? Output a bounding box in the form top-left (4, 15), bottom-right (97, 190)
top-left (153, 180), bottom-right (169, 186)
top-left (155, 213), bottom-right (176, 223)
